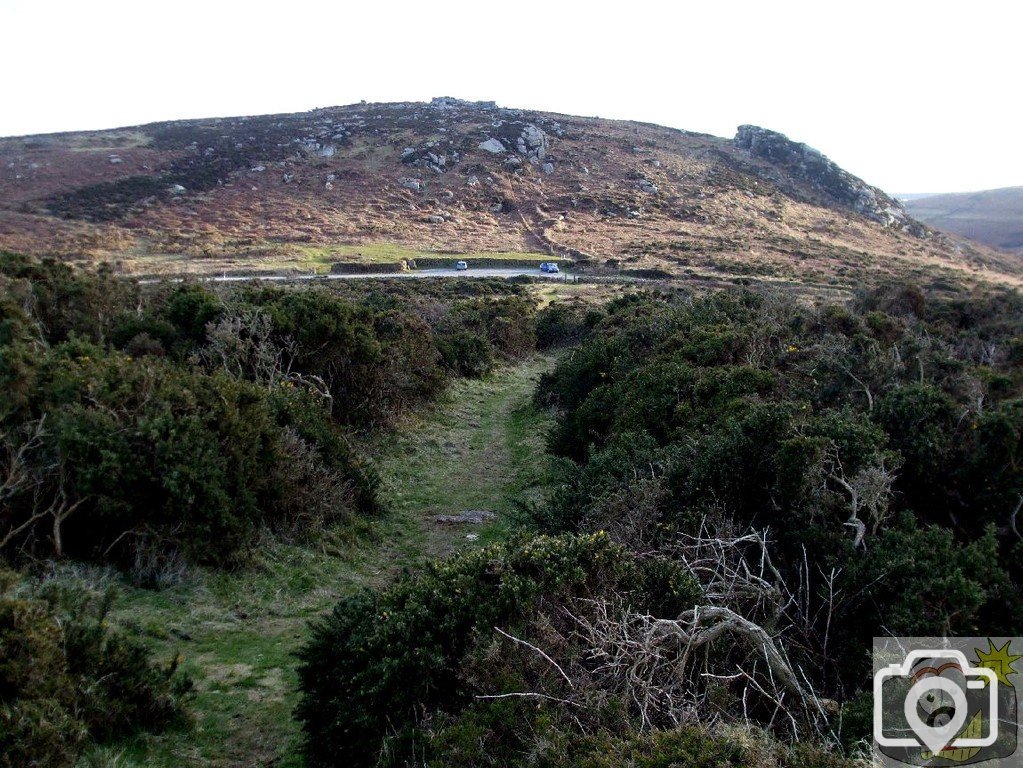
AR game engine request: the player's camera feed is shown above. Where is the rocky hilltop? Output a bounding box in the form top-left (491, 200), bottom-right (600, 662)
top-left (734, 125), bottom-right (921, 233)
top-left (0, 97), bottom-right (1017, 287)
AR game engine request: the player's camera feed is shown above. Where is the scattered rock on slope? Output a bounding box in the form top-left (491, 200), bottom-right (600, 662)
top-left (478, 138), bottom-right (505, 153)
top-left (433, 510), bottom-right (496, 524)
top-left (516, 124), bottom-right (548, 161)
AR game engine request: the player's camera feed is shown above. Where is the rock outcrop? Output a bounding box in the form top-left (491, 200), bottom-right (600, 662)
top-left (734, 125), bottom-right (922, 233)
top-left (429, 96), bottom-right (497, 110)
top-left (478, 138), bottom-right (505, 154)
top-left (483, 121), bottom-right (551, 165)
top-left (516, 124), bottom-right (548, 161)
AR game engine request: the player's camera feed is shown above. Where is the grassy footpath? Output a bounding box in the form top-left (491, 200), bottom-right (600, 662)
top-left (80, 356), bottom-right (555, 767)
top-left (369, 354), bottom-right (555, 564)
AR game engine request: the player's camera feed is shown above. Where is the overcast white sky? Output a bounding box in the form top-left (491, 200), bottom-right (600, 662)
top-left (2, 0), bottom-right (1020, 193)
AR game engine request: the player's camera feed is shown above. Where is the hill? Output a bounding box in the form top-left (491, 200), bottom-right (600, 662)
top-left (904, 185), bottom-right (1023, 254)
top-left (1, 97), bottom-right (1019, 287)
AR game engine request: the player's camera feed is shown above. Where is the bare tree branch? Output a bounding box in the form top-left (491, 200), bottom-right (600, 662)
top-left (474, 692), bottom-right (581, 706)
top-left (1011, 495), bottom-right (1022, 543)
top-left (494, 626), bottom-right (575, 688)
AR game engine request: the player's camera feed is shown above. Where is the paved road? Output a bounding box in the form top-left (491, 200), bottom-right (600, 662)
top-left (142, 267), bottom-right (574, 284)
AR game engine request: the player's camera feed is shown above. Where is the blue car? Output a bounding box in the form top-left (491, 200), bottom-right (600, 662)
top-left (540, 262), bottom-right (560, 274)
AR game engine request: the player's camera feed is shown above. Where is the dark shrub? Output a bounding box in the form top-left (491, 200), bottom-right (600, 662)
top-left (437, 331), bottom-right (494, 377)
top-left (532, 285), bottom-right (1023, 707)
top-left (0, 252), bottom-right (134, 343)
top-left (426, 715), bottom-right (858, 768)
top-left (163, 283), bottom-right (224, 345)
top-left (296, 534), bottom-right (700, 767)
top-left (0, 572), bottom-right (190, 767)
top-left (0, 256), bottom-right (546, 570)
top-left (534, 301), bottom-right (596, 349)
top-left (1, 343), bottom-right (371, 566)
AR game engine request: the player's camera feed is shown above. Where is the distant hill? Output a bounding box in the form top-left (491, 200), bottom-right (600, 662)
top-left (894, 192), bottom-right (939, 202)
top-left (904, 186), bottom-right (1023, 254)
top-left (0, 97), bottom-right (1018, 287)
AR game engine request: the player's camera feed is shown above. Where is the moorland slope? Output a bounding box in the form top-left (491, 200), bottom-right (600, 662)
top-left (1, 97), bottom-right (1018, 287)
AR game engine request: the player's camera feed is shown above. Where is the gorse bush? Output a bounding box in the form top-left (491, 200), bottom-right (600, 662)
top-left (534, 299), bottom-right (599, 350)
top-left (437, 330), bottom-right (494, 377)
top-left (289, 282), bottom-right (1020, 767)
top-left (425, 716), bottom-right (860, 768)
top-left (1, 340), bottom-right (376, 566)
top-left (0, 254), bottom-right (540, 568)
top-left (296, 533), bottom-right (700, 767)
top-left (0, 255), bottom-right (543, 766)
top-left (532, 285), bottom-right (1023, 703)
top-left (0, 254), bottom-right (135, 345)
top-left (0, 571), bottom-right (190, 768)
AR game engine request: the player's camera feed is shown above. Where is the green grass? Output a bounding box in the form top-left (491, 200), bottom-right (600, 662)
top-left (123, 241), bottom-right (554, 278)
top-left (289, 243), bottom-right (552, 273)
top-left (71, 356), bottom-right (556, 767)
top-left (368, 355), bottom-right (556, 560)
top-left (67, 130), bottom-right (153, 151)
top-left (76, 539), bottom-right (370, 768)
